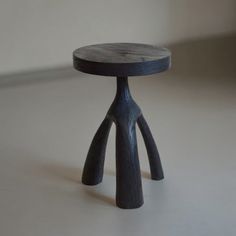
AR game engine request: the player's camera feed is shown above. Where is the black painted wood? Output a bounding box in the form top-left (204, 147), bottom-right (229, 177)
top-left (137, 115), bottom-right (164, 180)
top-left (73, 43), bottom-right (170, 76)
top-left (107, 77), bottom-right (143, 208)
top-left (73, 43), bottom-right (170, 209)
top-left (115, 121), bottom-right (143, 208)
top-left (82, 117), bottom-right (112, 185)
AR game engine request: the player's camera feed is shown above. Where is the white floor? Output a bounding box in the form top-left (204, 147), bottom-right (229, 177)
top-left (0, 71), bottom-right (235, 236)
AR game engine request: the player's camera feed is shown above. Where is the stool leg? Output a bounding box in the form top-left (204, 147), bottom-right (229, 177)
top-left (137, 114), bottom-right (164, 180)
top-left (82, 117), bottom-right (112, 185)
top-left (116, 121), bottom-right (143, 209)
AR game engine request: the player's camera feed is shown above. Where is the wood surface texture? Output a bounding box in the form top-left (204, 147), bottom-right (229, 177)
top-left (73, 43), bottom-right (170, 76)
top-left (81, 77), bottom-right (164, 209)
top-left (74, 43), bottom-right (170, 208)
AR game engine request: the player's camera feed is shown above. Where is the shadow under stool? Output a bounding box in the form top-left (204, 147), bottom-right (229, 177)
top-left (73, 43), bottom-right (171, 209)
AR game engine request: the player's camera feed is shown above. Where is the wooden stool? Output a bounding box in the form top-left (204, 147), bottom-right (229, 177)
top-left (73, 43), bottom-right (171, 209)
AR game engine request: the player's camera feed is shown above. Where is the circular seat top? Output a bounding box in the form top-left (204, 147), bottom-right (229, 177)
top-left (73, 43), bottom-right (171, 77)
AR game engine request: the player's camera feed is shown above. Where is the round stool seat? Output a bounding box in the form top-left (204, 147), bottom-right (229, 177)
top-left (73, 43), bottom-right (171, 77)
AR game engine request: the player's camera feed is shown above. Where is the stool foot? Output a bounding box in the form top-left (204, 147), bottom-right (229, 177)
top-left (115, 121), bottom-right (143, 209)
top-left (82, 117), bottom-right (112, 185)
top-left (137, 114), bottom-right (164, 180)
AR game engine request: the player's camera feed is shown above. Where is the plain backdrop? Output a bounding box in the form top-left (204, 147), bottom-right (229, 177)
top-left (0, 0), bottom-right (235, 73)
top-left (0, 1), bottom-right (236, 236)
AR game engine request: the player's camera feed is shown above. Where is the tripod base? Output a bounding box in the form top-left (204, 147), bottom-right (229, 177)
top-left (82, 77), bottom-right (164, 209)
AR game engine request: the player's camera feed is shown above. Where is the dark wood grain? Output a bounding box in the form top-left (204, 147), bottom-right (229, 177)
top-left (80, 77), bottom-right (165, 209)
top-left (107, 77), bottom-right (143, 208)
top-left (73, 43), bottom-right (171, 76)
top-left (74, 43), bottom-right (170, 209)
top-left (137, 114), bottom-right (164, 180)
top-left (82, 118), bottom-right (112, 185)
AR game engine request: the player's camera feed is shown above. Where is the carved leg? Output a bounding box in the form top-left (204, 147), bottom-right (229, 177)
top-left (137, 114), bottom-right (164, 180)
top-left (82, 117), bottom-right (112, 185)
top-left (115, 121), bottom-right (143, 209)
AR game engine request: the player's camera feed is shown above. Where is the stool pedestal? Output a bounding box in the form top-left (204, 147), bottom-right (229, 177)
top-left (82, 77), bottom-right (164, 209)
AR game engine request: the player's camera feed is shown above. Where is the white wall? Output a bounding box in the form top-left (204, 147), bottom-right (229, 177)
top-left (0, 0), bottom-right (235, 74)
